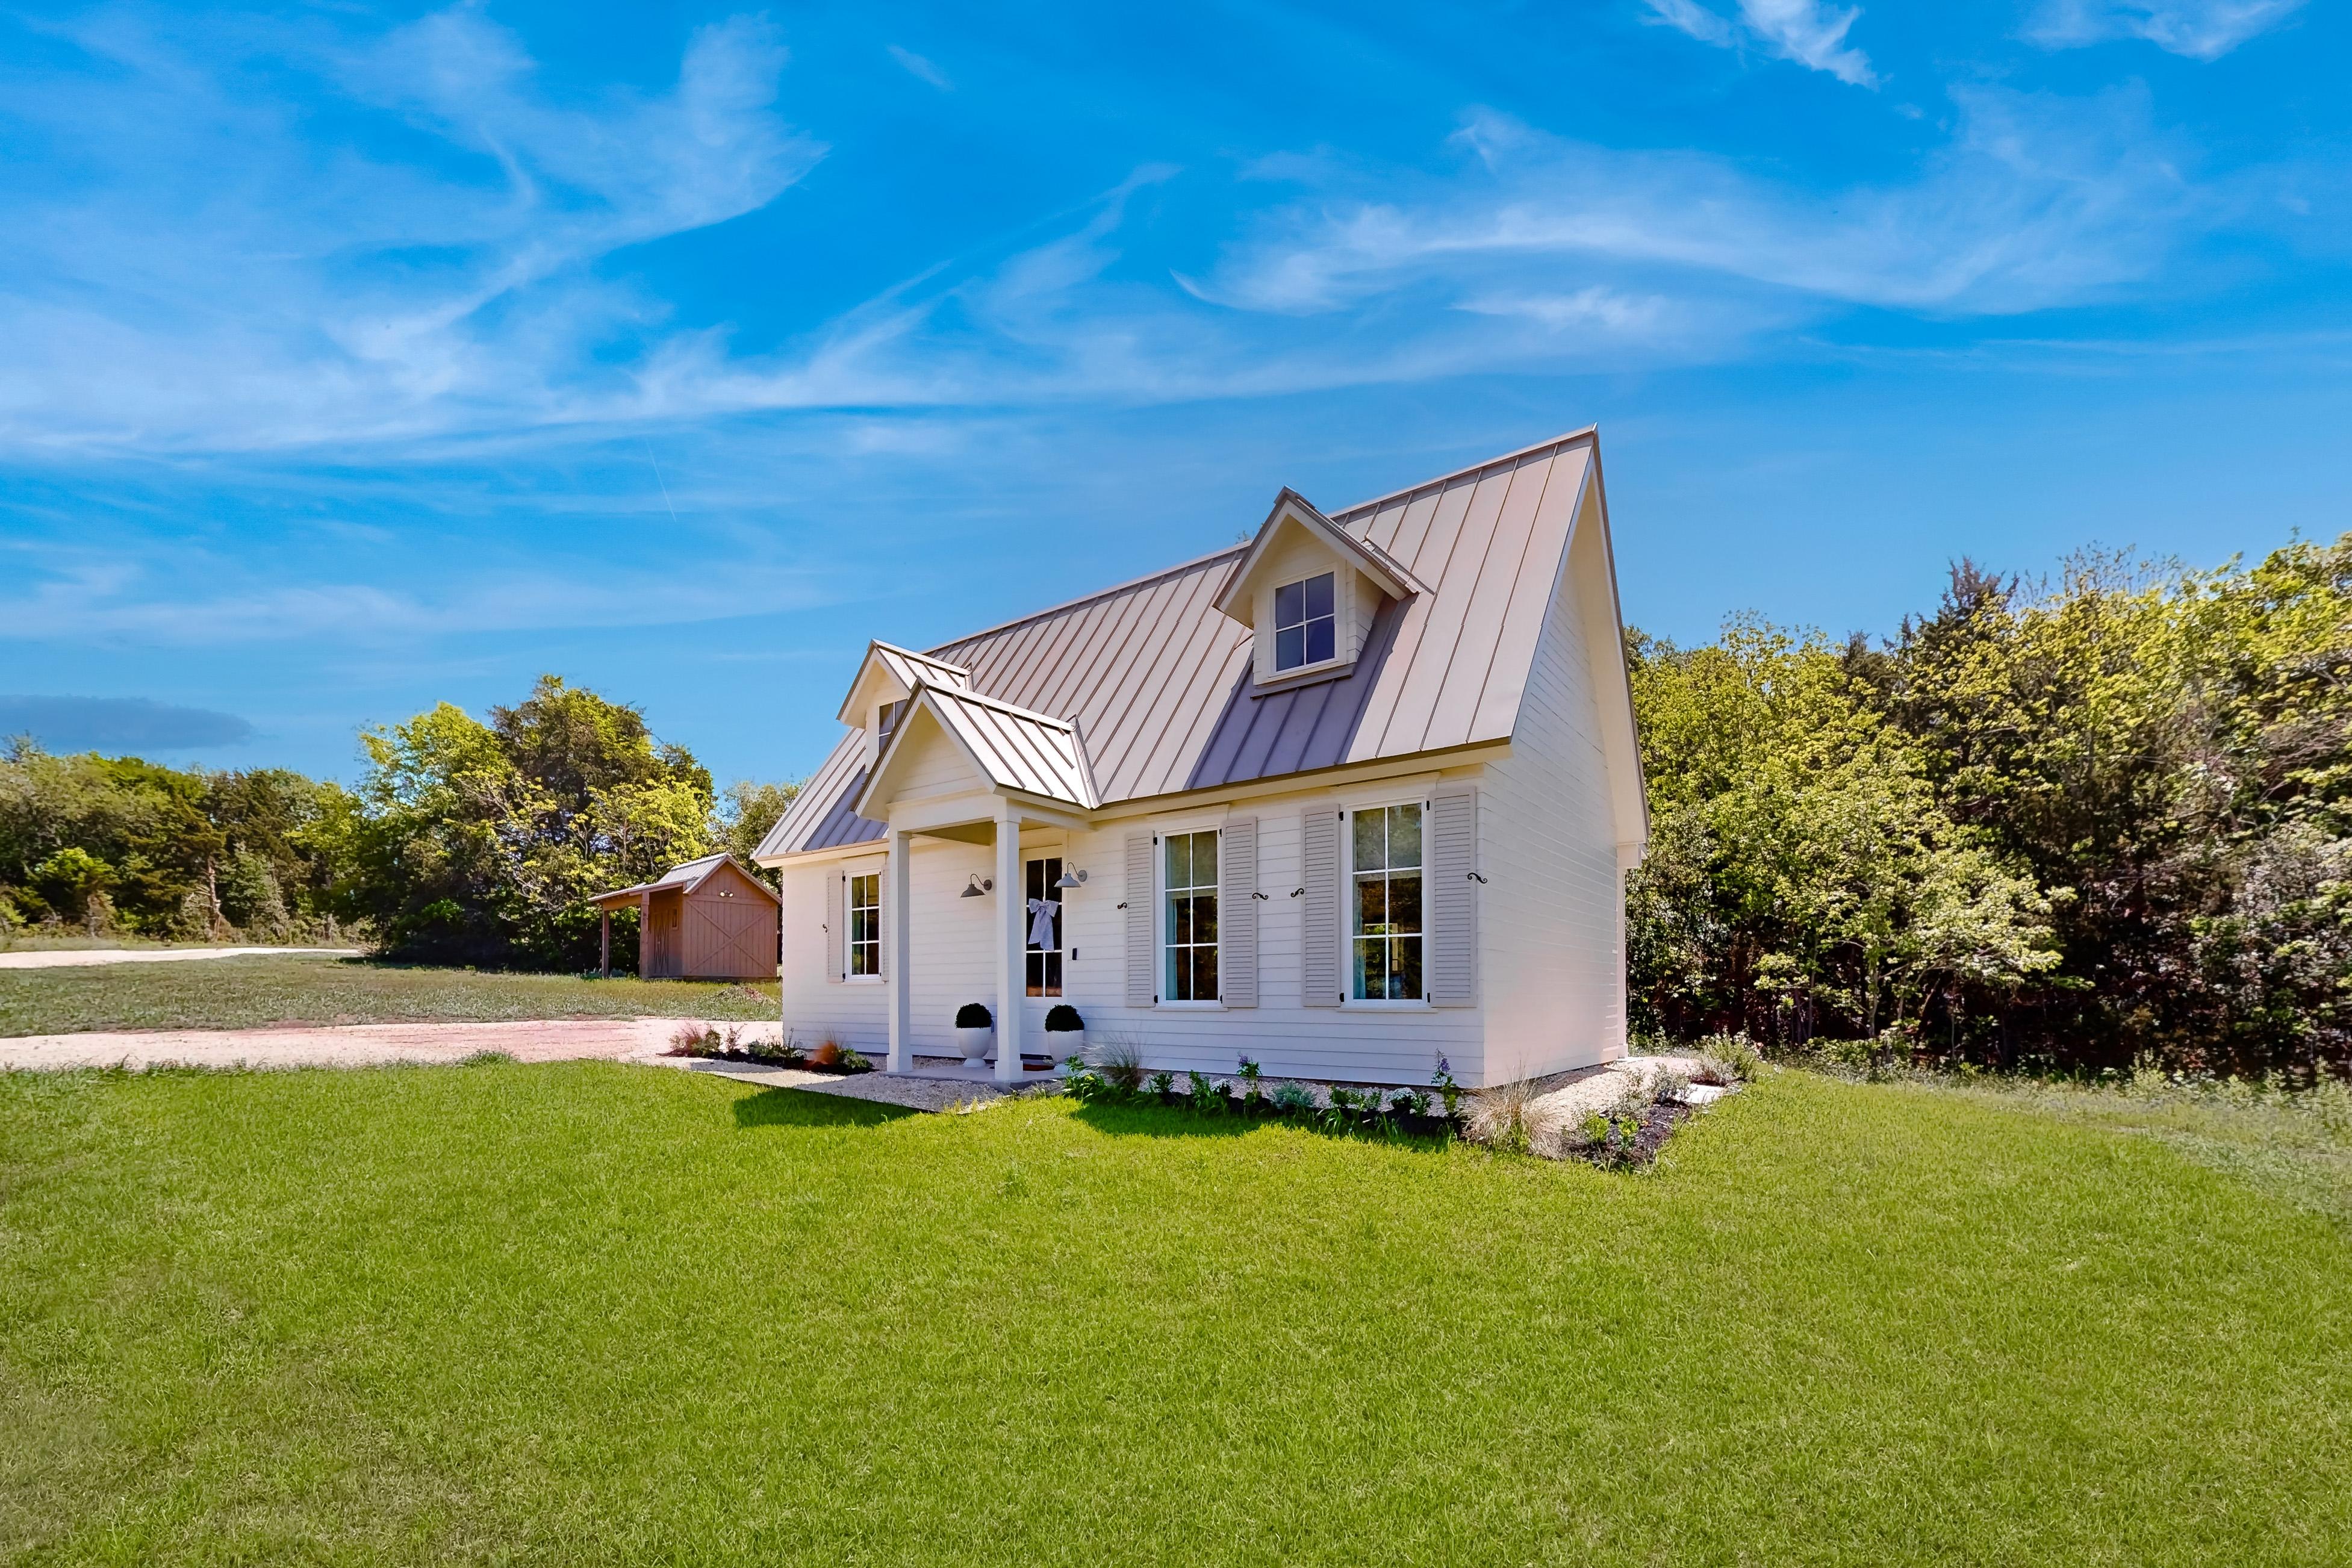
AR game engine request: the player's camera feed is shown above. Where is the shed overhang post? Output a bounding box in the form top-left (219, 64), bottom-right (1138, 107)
top-left (887, 824), bottom-right (912, 1074)
top-left (638, 891), bottom-right (651, 979)
top-left (600, 908), bottom-right (611, 978)
top-left (994, 798), bottom-right (1023, 1083)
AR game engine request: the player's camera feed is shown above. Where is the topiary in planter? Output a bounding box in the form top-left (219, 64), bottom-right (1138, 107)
top-left (954, 1001), bottom-right (994, 1067)
top-left (1044, 1004), bottom-right (1084, 1033)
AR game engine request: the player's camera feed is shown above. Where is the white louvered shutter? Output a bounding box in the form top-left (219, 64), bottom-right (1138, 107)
top-left (1124, 832), bottom-right (1156, 1007)
top-left (824, 870), bottom-right (844, 983)
top-left (1428, 786), bottom-right (1479, 1006)
top-left (1301, 806), bottom-right (1340, 1007)
top-left (1220, 817), bottom-right (1258, 1007)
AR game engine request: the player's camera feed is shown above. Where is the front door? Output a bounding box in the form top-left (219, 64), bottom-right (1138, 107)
top-left (1024, 856), bottom-right (1063, 998)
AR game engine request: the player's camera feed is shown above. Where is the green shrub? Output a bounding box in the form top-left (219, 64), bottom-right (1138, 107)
top-left (955, 1002), bottom-right (992, 1029)
top-left (1270, 1081), bottom-right (1316, 1116)
top-left (1696, 1030), bottom-right (1766, 1082)
top-left (1044, 1003), bottom-right (1083, 1033)
top-left (1186, 1071), bottom-right (1226, 1114)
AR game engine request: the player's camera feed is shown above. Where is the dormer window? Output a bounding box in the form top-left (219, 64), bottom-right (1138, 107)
top-left (1274, 572), bottom-right (1337, 672)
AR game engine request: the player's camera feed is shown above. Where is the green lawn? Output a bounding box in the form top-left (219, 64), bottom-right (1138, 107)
top-left (3, 1066), bottom-right (2347, 1567)
top-left (0, 958), bottom-right (780, 1037)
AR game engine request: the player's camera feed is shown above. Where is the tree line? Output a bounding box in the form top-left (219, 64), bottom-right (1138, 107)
top-left (8, 530), bottom-right (2348, 1079)
top-left (1629, 535), bottom-right (2352, 1078)
top-left (0, 677), bottom-right (795, 972)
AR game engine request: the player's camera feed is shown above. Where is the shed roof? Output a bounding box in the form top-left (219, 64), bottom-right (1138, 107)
top-left (759, 427), bottom-right (1627, 859)
top-left (589, 852), bottom-right (780, 909)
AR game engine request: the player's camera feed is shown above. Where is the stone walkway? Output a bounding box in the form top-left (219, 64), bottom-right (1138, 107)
top-left (0, 945), bottom-right (361, 970)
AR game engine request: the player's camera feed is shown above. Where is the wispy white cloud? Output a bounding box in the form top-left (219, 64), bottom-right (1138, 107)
top-left (0, 7), bottom-right (822, 455)
top-left (2023, 0), bottom-right (2304, 59)
top-left (0, 546), bottom-right (836, 646)
top-left (0, 10), bottom-right (2280, 467)
top-left (1198, 88), bottom-right (2197, 319)
top-left (886, 43), bottom-right (951, 90)
top-left (1642, 0), bottom-right (1878, 87)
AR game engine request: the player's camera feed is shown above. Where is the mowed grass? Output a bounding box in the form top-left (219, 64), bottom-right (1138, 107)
top-left (0, 958), bottom-right (780, 1037)
top-left (4, 1067), bottom-right (2348, 1567)
top-left (1917, 1072), bottom-right (2352, 1227)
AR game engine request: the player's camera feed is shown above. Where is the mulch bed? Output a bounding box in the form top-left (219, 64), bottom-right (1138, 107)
top-left (1561, 1098), bottom-right (1696, 1170)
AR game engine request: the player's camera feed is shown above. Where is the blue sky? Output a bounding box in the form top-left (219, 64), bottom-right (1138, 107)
top-left (2, 0), bottom-right (2347, 785)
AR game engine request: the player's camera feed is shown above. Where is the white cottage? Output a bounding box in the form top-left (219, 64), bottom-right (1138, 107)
top-left (751, 428), bottom-right (1648, 1089)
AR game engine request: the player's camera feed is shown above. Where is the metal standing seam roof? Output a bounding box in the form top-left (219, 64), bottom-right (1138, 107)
top-left (759, 429), bottom-right (1605, 859)
top-left (589, 851), bottom-right (779, 907)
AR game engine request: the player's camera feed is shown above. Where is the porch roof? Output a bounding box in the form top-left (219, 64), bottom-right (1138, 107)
top-left (851, 682), bottom-right (1100, 821)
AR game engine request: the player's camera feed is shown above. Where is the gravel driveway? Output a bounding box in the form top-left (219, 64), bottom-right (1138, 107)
top-left (0, 945), bottom-right (361, 970)
top-left (0, 1015), bottom-right (697, 1070)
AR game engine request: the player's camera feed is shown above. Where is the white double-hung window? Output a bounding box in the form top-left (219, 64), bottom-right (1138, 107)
top-left (1273, 571), bottom-right (1337, 672)
top-left (847, 872), bottom-right (880, 978)
top-left (1162, 829), bottom-right (1220, 1002)
top-left (1349, 802), bottom-right (1423, 1001)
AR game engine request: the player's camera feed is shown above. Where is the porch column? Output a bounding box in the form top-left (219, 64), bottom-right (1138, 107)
top-left (886, 824), bottom-right (913, 1074)
top-left (994, 799), bottom-right (1023, 1083)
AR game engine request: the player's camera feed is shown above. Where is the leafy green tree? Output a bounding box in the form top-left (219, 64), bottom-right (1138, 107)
top-left (717, 779), bottom-right (799, 877)
top-left (30, 846), bottom-right (116, 935)
top-left (356, 676), bottom-right (717, 968)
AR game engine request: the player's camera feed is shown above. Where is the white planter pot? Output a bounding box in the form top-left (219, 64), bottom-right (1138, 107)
top-left (1045, 1028), bottom-right (1086, 1062)
top-left (956, 1024), bottom-right (993, 1065)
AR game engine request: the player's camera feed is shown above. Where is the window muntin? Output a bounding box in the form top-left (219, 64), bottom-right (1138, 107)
top-left (1162, 830), bottom-right (1219, 1002)
top-left (1025, 856), bottom-right (1063, 998)
top-left (848, 873), bottom-right (880, 977)
top-left (1350, 803), bottom-right (1423, 1001)
top-left (1273, 571), bottom-right (1337, 672)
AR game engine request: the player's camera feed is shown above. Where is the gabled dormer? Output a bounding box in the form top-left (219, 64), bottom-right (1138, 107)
top-left (836, 641), bottom-right (974, 768)
top-left (1212, 488), bottom-right (1426, 691)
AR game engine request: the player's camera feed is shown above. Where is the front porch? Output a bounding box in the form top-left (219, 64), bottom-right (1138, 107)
top-left (879, 790), bottom-right (1091, 1083)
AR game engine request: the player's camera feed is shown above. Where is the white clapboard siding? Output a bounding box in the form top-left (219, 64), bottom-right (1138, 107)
top-left (1300, 806), bottom-right (1340, 1007)
top-left (1221, 817), bottom-right (1258, 1007)
top-left (1475, 484), bottom-right (1628, 1077)
top-left (1124, 831), bottom-right (1155, 1007)
top-left (1428, 786), bottom-right (1478, 1006)
top-left (824, 870), bottom-right (844, 983)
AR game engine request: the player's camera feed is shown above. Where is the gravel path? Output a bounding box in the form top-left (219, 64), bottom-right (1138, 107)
top-left (0, 945), bottom-right (361, 970)
top-left (1525, 1056), bottom-right (1713, 1124)
top-left (3, 1017), bottom-right (1034, 1115)
top-left (0, 1015), bottom-right (703, 1070)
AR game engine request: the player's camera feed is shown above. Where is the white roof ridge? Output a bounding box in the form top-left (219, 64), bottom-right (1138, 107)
top-left (871, 639), bottom-right (970, 675)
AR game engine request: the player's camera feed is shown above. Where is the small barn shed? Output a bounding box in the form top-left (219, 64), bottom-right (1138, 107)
top-left (588, 853), bottom-right (780, 981)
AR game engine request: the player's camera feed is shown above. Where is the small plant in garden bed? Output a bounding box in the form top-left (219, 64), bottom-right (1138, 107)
top-left (1062, 1057), bottom-right (1456, 1140)
top-left (666, 1025), bottom-right (868, 1074)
